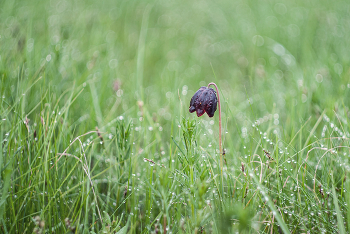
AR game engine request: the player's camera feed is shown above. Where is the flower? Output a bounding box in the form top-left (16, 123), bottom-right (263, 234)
top-left (189, 86), bottom-right (218, 117)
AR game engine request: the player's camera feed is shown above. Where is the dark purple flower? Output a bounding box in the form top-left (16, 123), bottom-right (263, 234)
top-left (189, 86), bottom-right (218, 117)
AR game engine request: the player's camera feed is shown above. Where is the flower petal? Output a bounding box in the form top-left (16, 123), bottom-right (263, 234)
top-left (196, 108), bottom-right (205, 117)
top-left (189, 106), bottom-right (196, 113)
top-left (189, 86), bottom-right (218, 118)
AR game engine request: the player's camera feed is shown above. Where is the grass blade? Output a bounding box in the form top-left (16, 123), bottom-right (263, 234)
top-left (332, 175), bottom-right (346, 234)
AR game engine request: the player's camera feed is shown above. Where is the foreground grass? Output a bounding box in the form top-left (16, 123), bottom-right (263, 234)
top-left (1, 0), bottom-right (350, 233)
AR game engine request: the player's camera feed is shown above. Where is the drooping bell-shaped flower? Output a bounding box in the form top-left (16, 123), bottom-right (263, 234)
top-left (189, 86), bottom-right (218, 117)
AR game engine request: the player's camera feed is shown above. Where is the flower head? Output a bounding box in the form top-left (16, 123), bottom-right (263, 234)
top-left (189, 86), bottom-right (217, 117)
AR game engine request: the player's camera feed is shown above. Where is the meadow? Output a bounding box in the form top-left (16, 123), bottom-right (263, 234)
top-left (1, 0), bottom-right (350, 233)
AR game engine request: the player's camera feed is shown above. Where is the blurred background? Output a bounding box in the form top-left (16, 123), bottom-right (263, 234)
top-left (1, 0), bottom-right (349, 132)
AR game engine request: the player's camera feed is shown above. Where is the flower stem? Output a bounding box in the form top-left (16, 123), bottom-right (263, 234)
top-left (207, 82), bottom-right (223, 175)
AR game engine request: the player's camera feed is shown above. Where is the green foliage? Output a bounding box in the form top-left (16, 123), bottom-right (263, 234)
top-left (115, 118), bottom-right (132, 166)
top-left (218, 204), bottom-right (253, 233)
top-left (1, 0), bottom-right (350, 233)
top-left (181, 118), bottom-right (198, 157)
top-left (97, 212), bottom-right (126, 234)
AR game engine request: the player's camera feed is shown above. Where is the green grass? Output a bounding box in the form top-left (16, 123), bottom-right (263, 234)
top-left (1, 0), bottom-right (350, 233)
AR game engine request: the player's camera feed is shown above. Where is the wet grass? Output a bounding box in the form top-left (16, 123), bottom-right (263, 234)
top-left (1, 0), bottom-right (350, 233)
